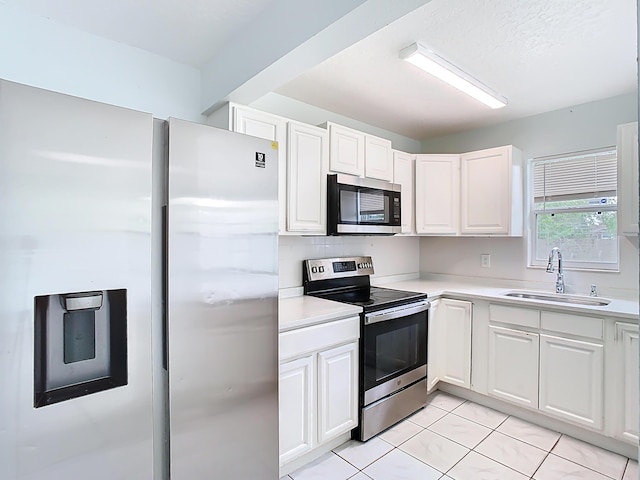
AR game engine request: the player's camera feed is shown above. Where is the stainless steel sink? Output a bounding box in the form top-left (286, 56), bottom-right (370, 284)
top-left (503, 291), bottom-right (611, 307)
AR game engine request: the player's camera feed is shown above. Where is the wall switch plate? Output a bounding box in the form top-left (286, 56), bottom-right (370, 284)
top-left (481, 254), bottom-right (491, 268)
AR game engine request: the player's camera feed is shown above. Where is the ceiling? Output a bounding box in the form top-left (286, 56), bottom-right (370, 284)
top-left (4, 0), bottom-right (637, 141)
top-left (2, 0), bottom-right (278, 67)
top-left (276, 0), bottom-right (638, 140)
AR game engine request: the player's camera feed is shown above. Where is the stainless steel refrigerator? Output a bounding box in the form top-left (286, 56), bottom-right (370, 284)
top-left (0, 81), bottom-right (279, 479)
top-left (165, 118), bottom-right (279, 479)
top-left (0, 79), bottom-right (155, 479)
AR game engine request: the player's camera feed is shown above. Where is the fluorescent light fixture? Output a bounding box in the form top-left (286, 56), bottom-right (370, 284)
top-left (399, 43), bottom-right (508, 109)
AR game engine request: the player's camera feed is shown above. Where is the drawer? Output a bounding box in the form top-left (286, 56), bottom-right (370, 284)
top-left (540, 311), bottom-right (603, 340)
top-left (490, 304), bottom-right (540, 329)
top-left (280, 316), bottom-right (360, 361)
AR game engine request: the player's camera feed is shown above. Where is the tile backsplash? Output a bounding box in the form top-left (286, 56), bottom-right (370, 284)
top-left (279, 235), bottom-right (420, 289)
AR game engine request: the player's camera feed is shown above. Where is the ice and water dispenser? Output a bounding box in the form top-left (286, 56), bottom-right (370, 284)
top-left (34, 289), bottom-right (128, 407)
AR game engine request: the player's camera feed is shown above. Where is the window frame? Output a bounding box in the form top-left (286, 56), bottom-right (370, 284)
top-left (527, 147), bottom-right (620, 272)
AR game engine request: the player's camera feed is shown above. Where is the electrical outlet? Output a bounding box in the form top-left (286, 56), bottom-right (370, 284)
top-left (481, 254), bottom-right (491, 268)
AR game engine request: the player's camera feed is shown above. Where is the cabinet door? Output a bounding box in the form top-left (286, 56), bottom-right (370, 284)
top-left (317, 342), bottom-right (358, 443)
top-left (393, 151), bottom-right (415, 234)
top-left (460, 146), bottom-right (511, 235)
top-left (427, 299), bottom-right (442, 391)
top-left (539, 334), bottom-right (604, 430)
top-left (233, 106), bottom-right (288, 233)
top-left (614, 322), bottom-right (639, 443)
top-left (279, 356), bottom-right (315, 464)
top-left (365, 135), bottom-right (393, 181)
top-left (328, 123), bottom-right (365, 176)
top-left (415, 155), bottom-right (460, 235)
top-left (287, 122), bottom-right (328, 233)
top-left (441, 299), bottom-right (472, 388)
top-left (488, 326), bottom-right (539, 409)
top-left (617, 122), bottom-right (639, 235)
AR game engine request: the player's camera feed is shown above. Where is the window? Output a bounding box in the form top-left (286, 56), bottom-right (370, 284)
top-left (529, 148), bottom-right (618, 270)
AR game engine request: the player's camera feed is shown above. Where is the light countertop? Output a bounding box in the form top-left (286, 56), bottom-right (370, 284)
top-left (278, 279), bottom-right (638, 332)
top-left (278, 295), bottom-right (362, 332)
top-left (382, 279), bottom-right (639, 321)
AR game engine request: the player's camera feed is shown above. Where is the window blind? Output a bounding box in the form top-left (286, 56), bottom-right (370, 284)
top-left (533, 148), bottom-right (617, 203)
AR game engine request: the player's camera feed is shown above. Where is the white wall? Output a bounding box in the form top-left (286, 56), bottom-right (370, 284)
top-left (251, 92), bottom-right (422, 153)
top-left (419, 93), bottom-right (639, 300)
top-left (420, 93), bottom-right (636, 156)
top-left (0, 5), bottom-right (203, 122)
top-left (279, 235), bottom-right (420, 289)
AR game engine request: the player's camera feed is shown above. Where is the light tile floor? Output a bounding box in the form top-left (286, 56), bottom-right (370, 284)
top-left (281, 392), bottom-right (638, 480)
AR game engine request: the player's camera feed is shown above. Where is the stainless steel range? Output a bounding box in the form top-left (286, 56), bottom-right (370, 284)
top-left (303, 256), bottom-right (430, 441)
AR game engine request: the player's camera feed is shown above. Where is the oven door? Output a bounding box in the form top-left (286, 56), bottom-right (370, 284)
top-left (362, 301), bottom-right (429, 405)
top-left (327, 174), bottom-right (401, 235)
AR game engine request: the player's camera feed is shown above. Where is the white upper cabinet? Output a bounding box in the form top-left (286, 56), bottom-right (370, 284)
top-left (365, 135), bottom-right (394, 181)
top-left (234, 106), bottom-right (286, 142)
top-left (415, 146), bottom-right (522, 236)
top-left (287, 122), bottom-right (328, 234)
top-left (208, 103), bottom-right (331, 236)
top-left (617, 122), bottom-right (638, 235)
top-left (326, 122), bottom-right (393, 181)
top-left (460, 145), bottom-right (523, 236)
top-left (222, 104), bottom-right (288, 234)
top-left (327, 123), bottom-right (365, 176)
top-left (415, 154), bottom-right (460, 235)
top-left (393, 151), bottom-right (415, 234)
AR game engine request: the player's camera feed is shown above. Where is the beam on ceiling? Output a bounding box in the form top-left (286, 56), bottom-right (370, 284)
top-left (200, 0), bottom-right (432, 115)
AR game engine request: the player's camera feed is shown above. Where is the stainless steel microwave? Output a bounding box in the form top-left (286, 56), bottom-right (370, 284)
top-left (327, 174), bottom-right (402, 235)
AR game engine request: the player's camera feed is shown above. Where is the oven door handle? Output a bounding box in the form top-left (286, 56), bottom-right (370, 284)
top-left (364, 300), bottom-right (431, 325)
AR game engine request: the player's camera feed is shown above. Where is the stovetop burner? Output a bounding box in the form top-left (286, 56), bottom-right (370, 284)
top-left (311, 286), bottom-right (427, 310)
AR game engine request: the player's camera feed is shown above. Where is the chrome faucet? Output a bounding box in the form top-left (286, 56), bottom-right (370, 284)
top-left (546, 247), bottom-right (565, 293)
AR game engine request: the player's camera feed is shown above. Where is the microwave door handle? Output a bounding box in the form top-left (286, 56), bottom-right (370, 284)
top-left (364, 301), bottom-right (431, 325)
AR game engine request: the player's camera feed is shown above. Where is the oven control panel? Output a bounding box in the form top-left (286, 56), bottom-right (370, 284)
top-left (304, 256), bottom-right (374, 281)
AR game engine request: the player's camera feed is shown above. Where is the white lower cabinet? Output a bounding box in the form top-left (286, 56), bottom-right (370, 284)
top-left (317, 342), bottom-right (358, 442)
top-left (279, 356), bottom-right (315, 464)
top-left (278, 316), bottom-right (359, 469)
top-left (427, 299), bottom-right (442, 391)
top-left (613, 322), bottom-right (639, 443)
top-left (539, 334), bottom-right (604, 430)
top-left (440, 299), bottom-right (472, 388)
top-left (488, 325), bottom-right (539, 409)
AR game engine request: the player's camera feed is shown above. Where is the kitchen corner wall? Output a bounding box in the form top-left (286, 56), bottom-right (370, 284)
top-left (419, 236), bottom-right (639, 300)
top-left (419, 92), bottom-right (639, 300)
top-left (279, 236), bottom-right (420, 289)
